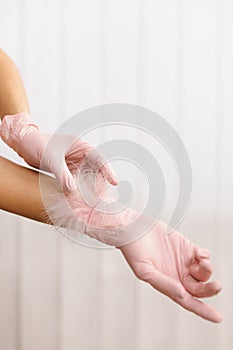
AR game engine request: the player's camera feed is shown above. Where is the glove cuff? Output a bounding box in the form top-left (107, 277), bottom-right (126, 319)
top-left (0, 113), bottom-right (39, 152)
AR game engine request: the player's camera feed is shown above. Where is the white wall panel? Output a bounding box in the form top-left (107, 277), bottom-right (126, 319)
top-left (15, 1), bottom-right (64, 349)
top-left (137, 1), bottom-right (181, 349)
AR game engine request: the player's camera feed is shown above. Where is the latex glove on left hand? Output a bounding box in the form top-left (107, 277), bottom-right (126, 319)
top-left (0, 113), bottom-right (118, 192)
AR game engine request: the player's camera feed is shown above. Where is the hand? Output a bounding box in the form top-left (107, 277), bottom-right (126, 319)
top-left (119, 220), bottom-right (222, 323)
top-left (40, 146), bottom-right (222, 323)
top-left (0, 113), bottom-right (117, 192)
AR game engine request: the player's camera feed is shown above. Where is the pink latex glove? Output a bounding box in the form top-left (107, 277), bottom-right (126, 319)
top-left (0, 113), bottom-right (118, 192)
top-left (119, 220), bottom-right (222, 323)
top-left (46, 170), bottom-right (223, 323)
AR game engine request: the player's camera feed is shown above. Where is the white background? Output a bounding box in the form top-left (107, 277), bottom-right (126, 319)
top-left (0, 0), bottom-right (232, 349)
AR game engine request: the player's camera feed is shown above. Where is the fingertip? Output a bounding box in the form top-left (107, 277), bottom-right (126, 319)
top-left (213, 280), bottom-right (222, 294)
top-left (189, 260), bottom-right (212, 282)
top-left (102, 163), bottom-right (118, 185)
top-left (103, 171), bottom-right (118, 186)
top-left (201, 259), bottom-right (213, 272)
top-left (203, 302), bottom-right (223, 323)
top-left (212, 312), bottom-right (223, 323)
top-left (108, 177), bottom-right (118, 186)
top-left (195, 247), bottom-right (210, 261)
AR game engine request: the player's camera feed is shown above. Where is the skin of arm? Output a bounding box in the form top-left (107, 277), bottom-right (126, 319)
top-left (0, 49), bottom-right (30, 119)
top-left (0, 156), bottom-right (52, 223)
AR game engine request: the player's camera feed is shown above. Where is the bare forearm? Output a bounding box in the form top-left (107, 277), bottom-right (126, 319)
top-left (0, 156), bottom-right (52, 223)
top-left (0, 49), bottom-right (30, 119)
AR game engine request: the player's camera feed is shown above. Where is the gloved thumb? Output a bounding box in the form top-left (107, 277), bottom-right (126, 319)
top-left (54, 159), bottom-right (77, 192)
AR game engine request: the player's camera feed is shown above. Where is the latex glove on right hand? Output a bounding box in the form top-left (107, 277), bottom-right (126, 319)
top-left (119, 220), bottom-right (222, 323)
top-left (0, 113), bottom-right (118, 192)
top-left (88, 203), bottom-right (223, 322)
top-left (45, 169), bottom-right (223, 323)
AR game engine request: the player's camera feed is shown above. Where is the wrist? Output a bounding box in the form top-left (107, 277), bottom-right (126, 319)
top-left (0, 113), bottom-right (40, 151)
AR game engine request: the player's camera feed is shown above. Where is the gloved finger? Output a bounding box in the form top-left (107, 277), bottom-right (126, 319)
top-left (84, 149), bottom-right (118, 186)
top-left (176, 290), bottom-right (223, 323)
top-left (194, 246), bottom-right (210, 261)
top-left (183, 274), bottom-right (222, 298)
top-left (189, 259), bottom-right (213, 282)
top-left (100, 162), bottom-right (118, 186)
top-left (53, 159), bottom-right (77, 192)
top-left (66, 159), bottom-right (79, 174)
top-left (145, 269), bottom-right (186, 299)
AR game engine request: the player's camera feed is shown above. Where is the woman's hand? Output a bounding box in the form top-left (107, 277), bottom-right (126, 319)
top-left (46, 171), bottom-right (223, 323)
top-left (0, 113), bottom-right (117, 192)
top-left (119, 220), bottom-right (222, 323)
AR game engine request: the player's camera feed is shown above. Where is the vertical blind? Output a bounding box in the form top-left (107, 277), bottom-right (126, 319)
top-left (0, 1), bottom-right (232, 349)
